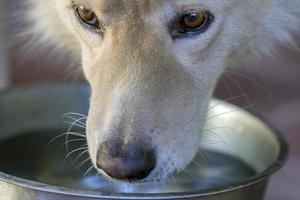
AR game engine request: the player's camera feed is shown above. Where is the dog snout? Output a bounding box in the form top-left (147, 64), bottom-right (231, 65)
top-left (96, 140), bottom-right (156, 181)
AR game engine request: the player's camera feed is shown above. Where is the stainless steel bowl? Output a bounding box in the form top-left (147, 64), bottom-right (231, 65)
top-left (0, 84), bottom-right (288, 200)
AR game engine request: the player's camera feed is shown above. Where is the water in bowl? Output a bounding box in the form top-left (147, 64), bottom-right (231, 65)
top-left (0, 130), bottom-right (256, 194)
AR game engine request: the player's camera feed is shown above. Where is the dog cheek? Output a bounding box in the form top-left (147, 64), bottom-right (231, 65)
top-left (81, 55), bottom-right (95, 83)
top-left (152, 120), bottom-right (201, 173)
top-left (151, 98), bottom-right (210, 177)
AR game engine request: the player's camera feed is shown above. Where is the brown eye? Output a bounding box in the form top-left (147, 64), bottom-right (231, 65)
top-left (74, 4), bottom-right (99, 28)
top-left (180, 10), bottom-right (213, 33)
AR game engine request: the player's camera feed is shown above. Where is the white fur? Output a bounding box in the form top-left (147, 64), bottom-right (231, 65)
top-left (23, 0), bottom-right (300, 181)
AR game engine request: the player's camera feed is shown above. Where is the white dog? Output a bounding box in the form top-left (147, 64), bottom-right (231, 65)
top-left (23, 0), bottom-right (299, 182)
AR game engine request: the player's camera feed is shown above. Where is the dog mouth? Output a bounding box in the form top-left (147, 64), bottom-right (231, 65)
top-left (95, 169), bottom-right (161, 183)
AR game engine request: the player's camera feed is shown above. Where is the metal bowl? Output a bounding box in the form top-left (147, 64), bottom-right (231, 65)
top-left (0, 84), bottom-right (288, 200)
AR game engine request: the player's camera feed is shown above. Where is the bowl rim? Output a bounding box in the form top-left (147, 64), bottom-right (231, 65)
top-left (0, 84), bottom-right (289, 199)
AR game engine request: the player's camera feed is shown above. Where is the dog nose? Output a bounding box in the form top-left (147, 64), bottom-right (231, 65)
top-left (96, 141), bottom-right (156, 181)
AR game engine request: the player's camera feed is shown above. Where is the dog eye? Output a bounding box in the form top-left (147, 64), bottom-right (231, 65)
top-left (179, 10), bottom-right (213, 34)
top-left (73, 3), bottom-right (100, 29)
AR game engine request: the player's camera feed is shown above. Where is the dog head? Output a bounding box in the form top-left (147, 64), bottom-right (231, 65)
top-left (26, 0), bottom-right (299, 181)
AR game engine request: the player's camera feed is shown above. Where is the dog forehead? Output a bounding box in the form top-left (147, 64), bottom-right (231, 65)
top-left (83, 0), bottom-right (238, 17)
top-left (93, 0), bottom-right (163, 14)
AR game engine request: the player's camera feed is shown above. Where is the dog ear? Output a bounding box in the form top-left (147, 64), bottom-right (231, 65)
top-left (23, 0), bottom-right (80, 56)
top-left (10, 0), bottom-right (82, 70)
top-left (249, 0), bottom-right (300, 57)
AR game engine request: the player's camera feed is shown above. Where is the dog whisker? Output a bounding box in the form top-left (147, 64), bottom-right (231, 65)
top-left (178, 167), bottom-right (193, 178)
top-left (63, 112), bottom-right (88, 119)
top-left (64, 116), bottom-right (87, 159)
top-left (219, 77), bottom-right (234, 98)
top-left (204, 126), bottom-right (234, 132)
top-left (224, 70), bottom-right (272, 97)
top-left (223, 73), bottom-right (253, 108)
top-left (63, 112), bottom-right (87, 119)
top-left (91, 169), bottom-right (99, 177)
top-left (203, 130), bottom-right (230, 151)
top-left (64, 121), bottom-right (86, 129)
top-left (62, 138), bottom-right (87, 146)
top-left (64, 147), bottom-right (88, 163)
top-left (205, 102), bottom-right (254, 122)
top-left (203, 130), bottom-right (226, 142)
top-left (46, 131), bottom-right (86, 149)
top-left (207, 94), bottom-right (248, 112)
top-left (76, 157), bottom-right (92, 168)
top-left (63, 116), bottom-right (87, 127)
top-left (84, 165), bottom-right (96, 177)
top-left (75, 149), bottom-right (89, 162)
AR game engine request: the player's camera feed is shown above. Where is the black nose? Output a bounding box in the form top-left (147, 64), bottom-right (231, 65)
top-left (96, 140), bottom-right (156, 181)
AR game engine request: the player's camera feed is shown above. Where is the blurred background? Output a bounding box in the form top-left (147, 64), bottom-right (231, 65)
top-left (1, 1), bottom-right (300, 199)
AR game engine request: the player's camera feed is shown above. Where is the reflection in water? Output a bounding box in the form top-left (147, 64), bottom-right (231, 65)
top-left (0, 131), bottom-right (256, 194)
